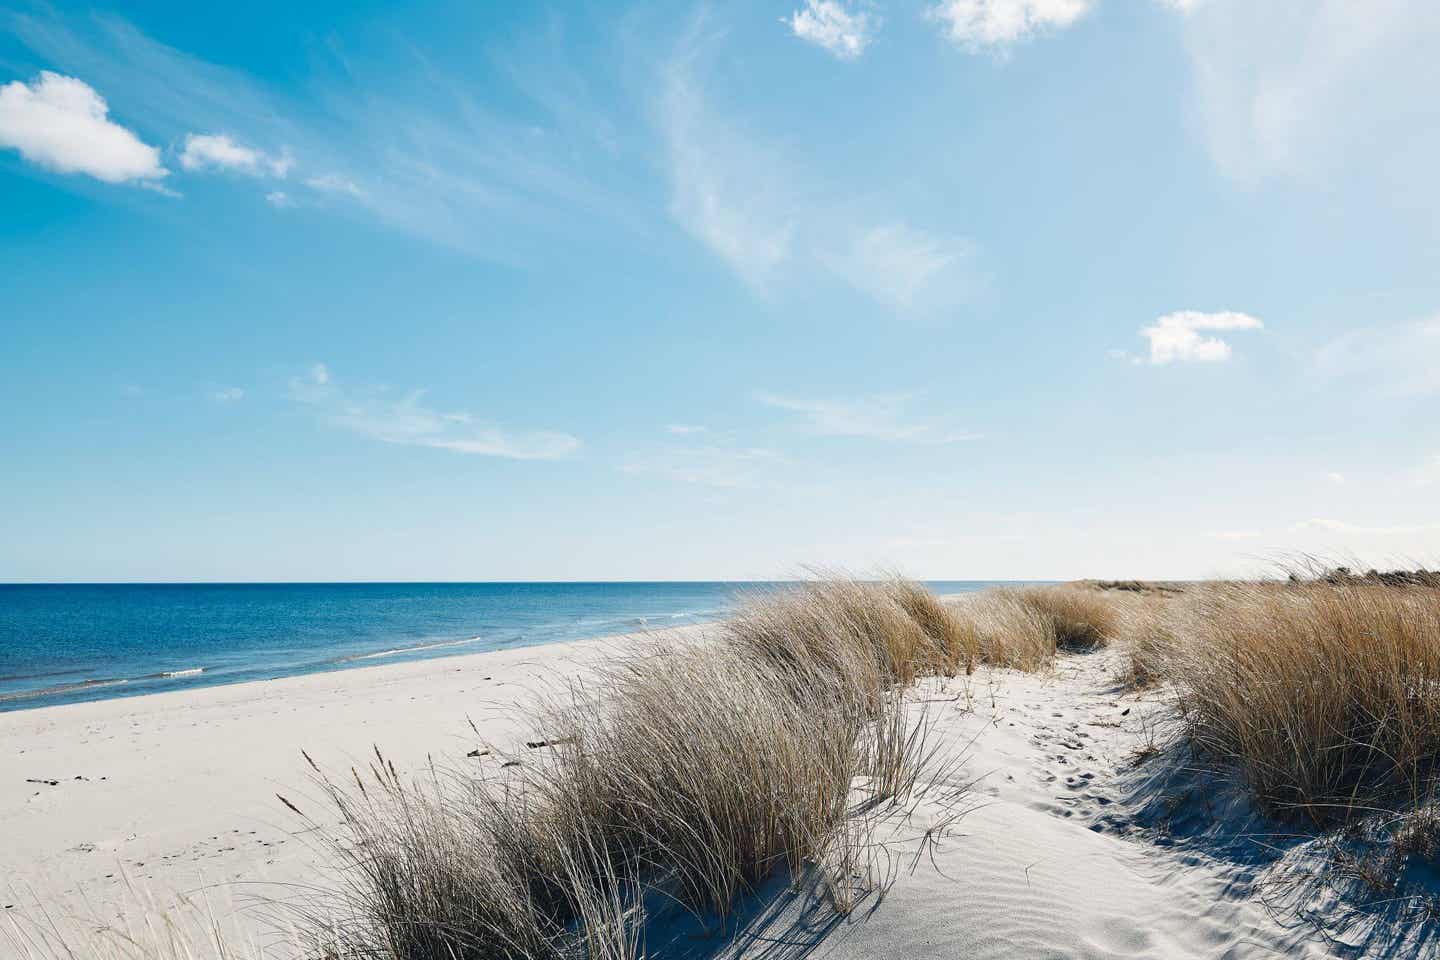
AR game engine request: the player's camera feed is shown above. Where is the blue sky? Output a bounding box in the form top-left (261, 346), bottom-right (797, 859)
top-left (2, 0), bottom-right (1438, 582)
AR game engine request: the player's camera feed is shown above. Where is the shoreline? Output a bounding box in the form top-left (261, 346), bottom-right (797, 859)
top-left (0, 582), bottom-right (1007, 716)
top-left (0, 624), bottom-right (706, 946)
top-left (0, 616), bottom-right (730, 716)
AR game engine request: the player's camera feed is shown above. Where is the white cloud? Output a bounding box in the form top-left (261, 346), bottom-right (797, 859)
top-left (821, 222), bottom-right (977, 310)
top-left (179, 133), bottom-right (290, 177)
top-left (621, 446), bottom-right (783, 488)
top-left (4, 9), bottom-right (651, 263)
top-left (666, 424), bottom-right (707, 435)
top-left (1326, 471), bottom-right (1346, 486)
top-left (290, 366), bottom-right (579, 461)
top-left (786, 1), bottom-right (879, 60)
top-left (928, 0), bottom-right (1092, 52)
top-left (265, 190), bottom-right (294, 208)
top-left (1159, 0), bottom-right (1205, 11)
top-left (0, 71), bottom-right (167, 184)
top-left (1314, 316), bottom-right (1440, 397)
top-left (1133, 310), bottom-right (1263, 364)
top-left (759, 391), bottom-right (977, 444)
top-left (210, 387), bottom-right (245, 402)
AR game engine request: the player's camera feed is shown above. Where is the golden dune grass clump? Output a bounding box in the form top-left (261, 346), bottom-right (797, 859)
top-left (1107, 592), bottom-right (1181, 686)
top-left (293, 580), bottom-right (962, 960)
top-left (1015, 585), bottom-right (1121, 651)
top-left (724, 579), bottom-right (1121, 685)
top-left (722, 577), bottom-right (946, 690)
top-left (1148, 580), bottom-right (1440, 820)
top-left (885, 577), bottom-right (979, 676)
top-left (957, 585), bottom-right (1121, 671)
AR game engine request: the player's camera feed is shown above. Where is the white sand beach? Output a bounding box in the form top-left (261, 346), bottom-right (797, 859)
top-left (0, 630), bottom-right (664, 953)
top-left (1, 618), bottom-right (1369, 959)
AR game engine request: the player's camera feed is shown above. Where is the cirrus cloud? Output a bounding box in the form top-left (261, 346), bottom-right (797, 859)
top-left (1314, 316), bottom-right (1440, 397)
top-left (0, 71), bottom-right (167, 185)
top-left (289, 365), bottom-right (579, 461)
top-left (758, 391), bottom-right (979, 444)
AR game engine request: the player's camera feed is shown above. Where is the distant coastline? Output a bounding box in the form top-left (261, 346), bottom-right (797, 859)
top-left (0, 579), bottom-right (1018, 712)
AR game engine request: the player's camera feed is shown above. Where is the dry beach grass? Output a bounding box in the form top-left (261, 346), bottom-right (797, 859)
top-left (283, 577), bottom-right (974, 959)
top-left (6, 577), bottom-right (1123, 960)
top-left (1134, 576), bottom-right (1440, 821)
top-left (15, 573), bottom-right (1440, 957)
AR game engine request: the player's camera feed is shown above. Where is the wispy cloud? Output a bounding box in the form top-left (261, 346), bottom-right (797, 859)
top-left (1314, 316), bottom-right (1440, 397)
top-left (1118, 310), bottom-right (1263, 365)
top-left (3, 8), bottom-right (638, 258)
top-left (659, 19), bottom-right (979, 309)
top-left (658, 22), bottom-right (797, 291)
top-left (1291, 517), bottom-right (1440, 538)
top-left (210, 387), bottom-right (245, 403)
top-left (927, 0), bottom-right (1092, 53)
top-left (621, 445), bottom-right (784, 488)
top-left (785, 1), bottom-right (880, 60)
top-left (179, 133), bottom-right (291, 177)
top-left (758, 392), bottom-right (977, 444)
top-left (265, 190), bottom-right (294, 208)
top-left (820, 222), bottom-right (978, 311)
top-left (666, 424), bottom-right (707, 435)
top-left (1207, 529), bottom-right (1262, 540)
top-left (1174, 0), bottom-right (1440, 209)
top-left (0, 71), bottom-right (167, 185)
top-left (305, 172), bottom-right (365, 200)
top-left (289, 365), bottom-right (579, 460)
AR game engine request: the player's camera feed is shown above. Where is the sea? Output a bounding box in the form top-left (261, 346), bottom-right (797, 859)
top-left (0, 581), bottom-right (1005, 712)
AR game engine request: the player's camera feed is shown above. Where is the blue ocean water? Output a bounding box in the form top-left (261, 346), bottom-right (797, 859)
top-left (0, 581), bottom-right (1001, 712)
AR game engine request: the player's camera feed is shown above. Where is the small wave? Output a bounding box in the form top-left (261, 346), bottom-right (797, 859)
top-left (0, 667), bottom-right (88, 684)
top-left (134, 667), bottom-right (206, 681)
top-left (0, 677), bottom-right (129, 704)
top-left (340, 636), bottom-right (486, 663)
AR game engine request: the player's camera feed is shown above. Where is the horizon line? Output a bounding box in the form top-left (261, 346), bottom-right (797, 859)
top-left (0, 577), bottom-right (1050, 587)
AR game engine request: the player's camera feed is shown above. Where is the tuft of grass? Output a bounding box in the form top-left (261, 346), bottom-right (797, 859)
top-left (885, 577), bottom-right (978, 676)
top-left (955, 585), bottom-right (1121, 672)
top-left (1146, 580), bottom-right (1440, 821)
top-left (2, 880), bottom-right (268, 960)
top-left (722, 577), bottom-right (939, 692)
top-left (1012, 586), bottom-right (1120, 652)
top-left (964, 591), bottom-right (1057, 671)
top-left (296, 579), bottom-right (963, 959)
top-left (1109, 591), bottom-right (1181, 687)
